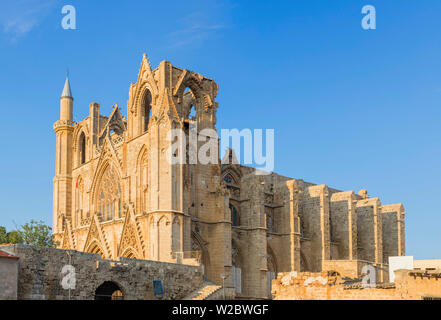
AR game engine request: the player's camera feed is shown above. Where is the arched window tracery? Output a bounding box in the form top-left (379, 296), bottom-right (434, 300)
top-left (223, 172), bottom-right (238, 185)
top-left (97, 164), bottom-right (122, 222)
top-left (87, 242), bottom-right (104, 257)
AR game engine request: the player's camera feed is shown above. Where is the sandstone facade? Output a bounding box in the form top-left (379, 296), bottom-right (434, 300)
top-left (53, 55), bottom-right (406, 299)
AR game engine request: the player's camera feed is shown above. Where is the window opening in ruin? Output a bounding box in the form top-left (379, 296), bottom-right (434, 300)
top-left (230, 204), bottom-right (239, 226)
top-left (142, 90), bottom-right (152, 132)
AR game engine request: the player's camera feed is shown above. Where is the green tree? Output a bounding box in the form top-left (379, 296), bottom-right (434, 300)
top-left (6, 230), bottom-right (23, 244)
top-left (0, 221), bottom-right (54, 247)
top-left (0, 226), bottom-right (7, 244)
top-left (19, 220), bottom-right (54, 247)
top-left (0, 226), bottom-right (23, 244)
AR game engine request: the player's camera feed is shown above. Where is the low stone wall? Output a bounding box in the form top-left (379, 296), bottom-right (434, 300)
top-left (322, 259), bottom-right (389, 282)
top-left (395, 269), bottom-right (441, 300)
top-left (272, 271), bottom-right (399, 300)
top-left (0, 251), bottom-right (18, 299)
top-left (272, 270), bottom-right (441, 300)
top-left (2, 244), bottom-right (203, 300)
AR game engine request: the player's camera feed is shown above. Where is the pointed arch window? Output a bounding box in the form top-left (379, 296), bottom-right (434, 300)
top-left (118, 185), bottom-right (123, 218)
top-left (182, 86), bottom-right (197, 120)
top-left (99, 192), bottom-right (105, 219)
top-left (222, 172), bottom-right (238, 186)
top-left (96, 165), bottom-right (122, 222)
top-left (142, 90), bottom-right (152, 133)
top-left (79, 132), bottom-right (86, 165)
top-left (75, 177), bottom-right (85, 227)
top-left (230, 204), bottom-right (239, 227)
top-left (138, 150), bottom-right (149, 213)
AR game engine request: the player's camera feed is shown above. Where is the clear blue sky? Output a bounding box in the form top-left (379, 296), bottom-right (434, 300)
top-left (0, 0), bottom-right (440, 259)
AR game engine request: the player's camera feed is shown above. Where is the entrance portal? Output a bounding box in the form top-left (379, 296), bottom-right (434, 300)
top-left (95, 281), bottom-right (124, 300)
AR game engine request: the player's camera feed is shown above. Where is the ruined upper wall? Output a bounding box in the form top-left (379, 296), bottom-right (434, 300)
top-left (126, 56), bottom-right (220, 139)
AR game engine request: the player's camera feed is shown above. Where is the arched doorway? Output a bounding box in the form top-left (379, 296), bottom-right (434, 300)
top-left (95, 281), bottom-right (124, 300)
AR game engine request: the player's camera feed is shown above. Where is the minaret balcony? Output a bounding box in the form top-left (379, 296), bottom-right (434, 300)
top-left (53, 119), bottom-right (76, 131)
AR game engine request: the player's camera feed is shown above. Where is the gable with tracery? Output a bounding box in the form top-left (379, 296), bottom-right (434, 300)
top-left (118, 204), bottom-right (145, 259)
top-left (83, 214), bottom-right (111, 258)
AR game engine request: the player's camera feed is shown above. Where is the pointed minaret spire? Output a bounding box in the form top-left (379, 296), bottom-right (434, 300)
top-left (61, 71), bottom-right (73, 99)
top-left (60, 71), bottom-right (74, 121)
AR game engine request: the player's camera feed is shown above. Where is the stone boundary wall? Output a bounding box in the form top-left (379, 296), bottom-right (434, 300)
top-left (322, 259), bottom-right (389, 282)
top-left (2, 244), bottom-right (203, 300)
top-left (272, 270), bottom-right (441, 300)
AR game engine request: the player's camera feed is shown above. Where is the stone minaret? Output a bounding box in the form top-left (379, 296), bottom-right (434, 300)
top-left (53, 74), bottom-right (75, 238)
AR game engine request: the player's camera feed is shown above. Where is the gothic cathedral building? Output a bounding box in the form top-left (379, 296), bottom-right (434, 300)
top-left (53, 55), bottom-right (406, 299)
